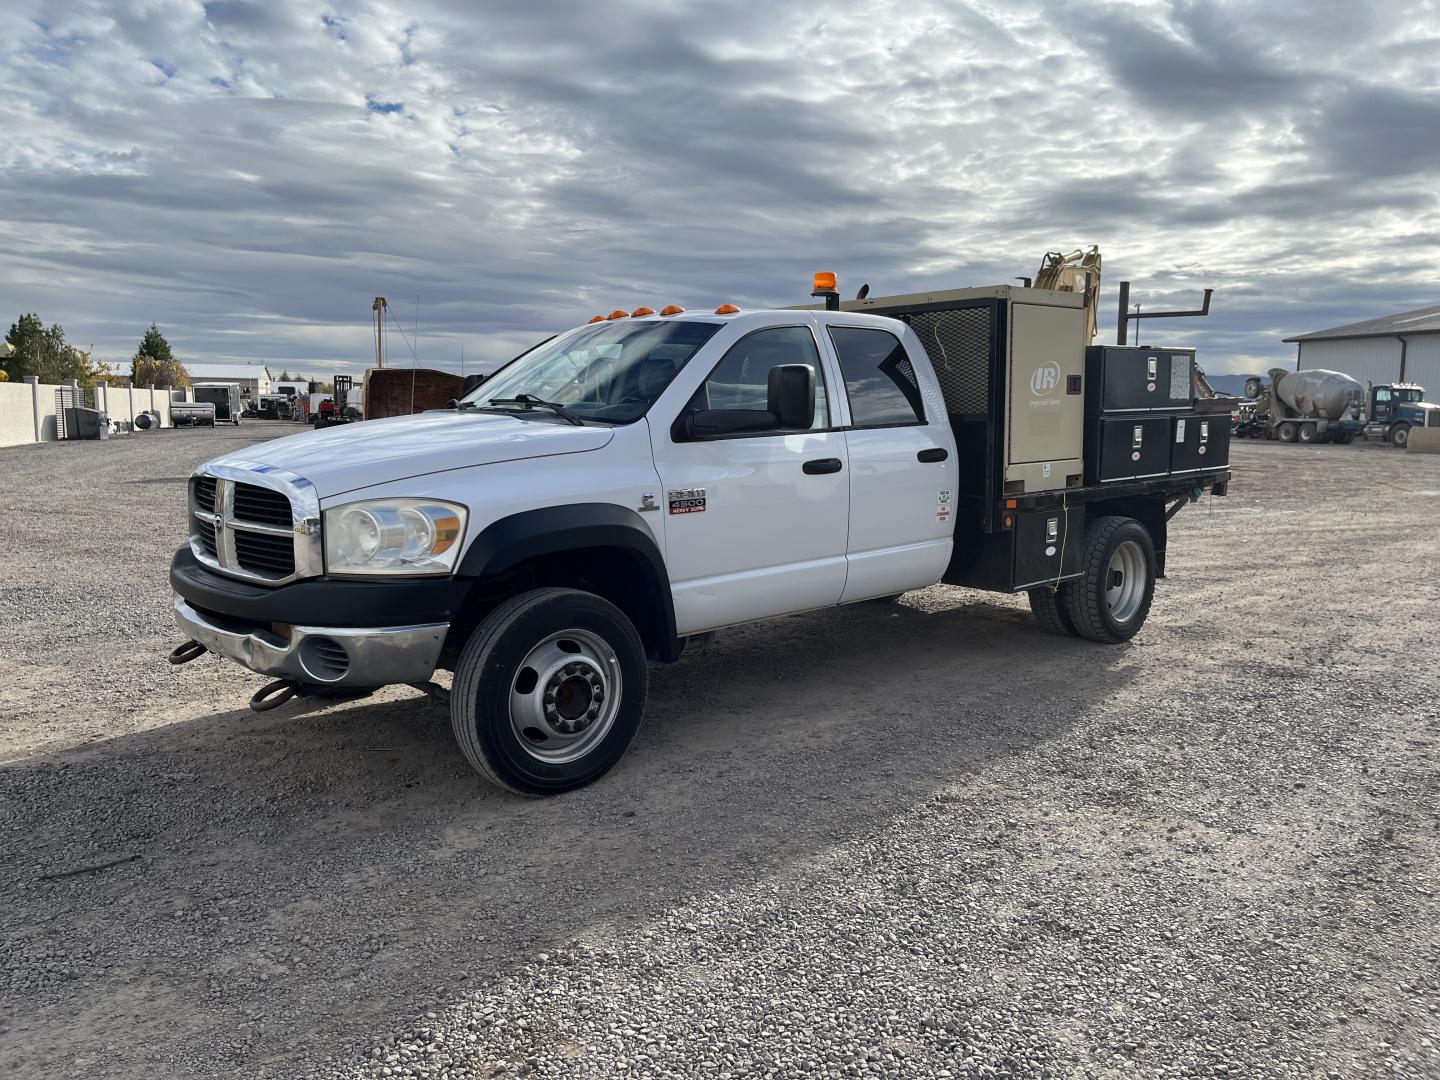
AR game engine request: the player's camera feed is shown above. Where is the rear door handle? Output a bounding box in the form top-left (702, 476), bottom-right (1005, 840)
top-left (917, 448), bottom-right (948, 463)
top-left (802, 457), bottom-right (843, 475)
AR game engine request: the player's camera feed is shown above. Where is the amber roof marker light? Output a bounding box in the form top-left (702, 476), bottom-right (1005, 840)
top-left (660, 305), bottom-right (685, 316)
top-left (587, 315), bottom-right (605, 324)
top-left (606, 309), bottom-right (630, 320)
top-left (714, 303), bottom-right (740, 315)
top-left (631, 306), bottom-right (655, 317)
top-left (811, 271), bottom-right (840, 311)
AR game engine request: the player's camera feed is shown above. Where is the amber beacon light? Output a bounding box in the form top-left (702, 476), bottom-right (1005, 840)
top-left (811, 271), bottom-right (840, 311)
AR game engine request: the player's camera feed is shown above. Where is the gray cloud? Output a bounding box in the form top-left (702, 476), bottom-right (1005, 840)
top-left (1, 0), bottom-right (1438, 378)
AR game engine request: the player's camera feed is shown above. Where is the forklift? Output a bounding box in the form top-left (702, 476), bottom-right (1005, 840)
top-left (312, 375), bottom-right (356, 429)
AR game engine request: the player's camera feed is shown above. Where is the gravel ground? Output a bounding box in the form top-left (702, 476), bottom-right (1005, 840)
top-left (1, 423), bottom-right (1438, 1080)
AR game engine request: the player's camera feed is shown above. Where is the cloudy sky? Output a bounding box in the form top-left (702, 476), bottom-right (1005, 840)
top-left (3, 0), bottom-right (1438, 378)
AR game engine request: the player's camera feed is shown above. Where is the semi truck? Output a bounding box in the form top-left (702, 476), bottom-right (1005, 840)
top-left (167, 275), bottom-right (1231, 795)
top-left (1242, 369), bottom-right (1439, 446)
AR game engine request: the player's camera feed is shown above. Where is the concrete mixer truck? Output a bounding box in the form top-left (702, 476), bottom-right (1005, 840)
top-left (1243, 369), bottom-right (1439, 446)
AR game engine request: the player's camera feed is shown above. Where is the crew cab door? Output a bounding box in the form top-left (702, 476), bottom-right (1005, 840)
top-left (651, 322), bottom-right (849, 635)
top-left (823, 323), bottom-right (955, 602)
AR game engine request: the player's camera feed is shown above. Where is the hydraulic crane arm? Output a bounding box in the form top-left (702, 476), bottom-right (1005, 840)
top-left (1033, 246), bottom-right (1102, 343)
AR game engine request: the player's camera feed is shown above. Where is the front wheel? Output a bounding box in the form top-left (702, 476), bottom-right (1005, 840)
top-left (450, 587), bottom-right (648, 796)
top-left (1390, 423), bottom-right (1411, 449)
top-left (1061, 516), bottom-right (1157, 643)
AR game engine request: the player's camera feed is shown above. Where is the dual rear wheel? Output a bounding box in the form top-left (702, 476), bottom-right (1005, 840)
top-left (1029, 516), bottom-right (1156, 644)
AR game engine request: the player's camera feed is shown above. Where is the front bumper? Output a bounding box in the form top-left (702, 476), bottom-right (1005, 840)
top-left (173, 595), bottom-right (448, 688)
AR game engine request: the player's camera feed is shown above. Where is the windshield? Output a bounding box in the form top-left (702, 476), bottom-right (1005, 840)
top-left (465, 320), bottom-right (723, 424)
top-left (1394, 387), bottom-right (1424, 403)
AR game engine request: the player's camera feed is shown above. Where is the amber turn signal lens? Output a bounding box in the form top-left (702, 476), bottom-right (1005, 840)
top-left (813, 271), bottom-right (837, 292)
top-left (660, 305), bottom-right (685, 316)
top-left (631, 306), bottom-right (655, 317)
top-left (714, 303), bottom-right (740, 315)
top-left (606, 309), bottom-right (630, 320)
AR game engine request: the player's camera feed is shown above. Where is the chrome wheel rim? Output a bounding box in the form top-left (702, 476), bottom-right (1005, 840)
top-left (1105, 540), bottom-right (1146, 623)
top-left (509, 628), bottom-right (622, 765)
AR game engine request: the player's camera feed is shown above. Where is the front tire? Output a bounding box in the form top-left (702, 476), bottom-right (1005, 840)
top-left (1390, 422), bottom-right (1411, 449)
top-left (1061, 516), bottom-right (1156, 643)
top-left (450, 587), bottom-right (648, 796)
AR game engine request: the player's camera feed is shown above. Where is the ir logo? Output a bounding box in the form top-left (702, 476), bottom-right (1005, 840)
top-left (1030, 362), bottom-right (1061, 396)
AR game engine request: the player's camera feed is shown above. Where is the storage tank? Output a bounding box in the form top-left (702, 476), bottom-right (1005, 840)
top-left (1267, 368), bottom-right (1363, 420)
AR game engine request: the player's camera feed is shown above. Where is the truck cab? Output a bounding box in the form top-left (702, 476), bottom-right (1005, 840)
top-left (1367, 383), bottom-right (1438, 447)
top-left (169, 285), bottom-right (1229, 795)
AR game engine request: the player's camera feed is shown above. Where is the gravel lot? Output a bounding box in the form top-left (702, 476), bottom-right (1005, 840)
top-left (1, 422), bottom-right (1438, 1080)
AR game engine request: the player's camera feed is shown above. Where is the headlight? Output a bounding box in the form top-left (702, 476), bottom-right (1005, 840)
top-left (324, 499), bottom-right (467, 576)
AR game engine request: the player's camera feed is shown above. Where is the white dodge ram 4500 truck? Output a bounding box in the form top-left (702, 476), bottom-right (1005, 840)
top-left (170, 281), bottom-right (1230, 795)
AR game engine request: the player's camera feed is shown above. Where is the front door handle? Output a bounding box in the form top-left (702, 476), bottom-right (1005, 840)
top-left (802, 457), bottom-right (843, 475)
top-left (917, 447), bottom-right (948, 463)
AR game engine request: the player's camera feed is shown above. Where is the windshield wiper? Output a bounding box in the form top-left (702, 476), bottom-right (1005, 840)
top-left (486, 394), bottom-right (585, 426)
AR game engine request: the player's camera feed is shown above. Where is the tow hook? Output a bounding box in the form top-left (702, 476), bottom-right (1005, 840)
top-left (168, 640), bottom-right (207, 665)
top-left (249, 679), bottom-right (300, 712)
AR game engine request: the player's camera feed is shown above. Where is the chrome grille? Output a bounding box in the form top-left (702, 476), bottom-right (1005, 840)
top-left (234, 530), bottom-right (297, 577)
top-left (232, 484), bottom-right (293, 528)
top-left (188, 463), bottom-right (322, 586)
top-left (193, 475), bottom-right (219, 513)
top-left (195, 518), bottom-right (219, 558)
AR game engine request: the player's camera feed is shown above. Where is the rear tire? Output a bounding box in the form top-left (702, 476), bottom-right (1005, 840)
top-left (1061, 516), bottom-right (1156, 644)
top-left (450, 587), bottom-right (647, 796)
top-left (1298, 423), bottom-right (1318, 444)
top-left (1390, 422), bottom-right (1411, 448)
top-left (1028, 587), bottom-right (1078, 636)
top-left (1277, 421), bottom-right (1298, 443)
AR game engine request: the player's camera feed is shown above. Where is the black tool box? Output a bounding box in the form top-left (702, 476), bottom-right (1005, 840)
top-left (1169, 411), bottom-right (1231, 473)
top-left (1085, 346), bottom-right (1195, 414)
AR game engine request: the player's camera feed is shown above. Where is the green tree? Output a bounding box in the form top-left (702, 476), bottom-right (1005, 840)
top-left (131, 323), bottom-right (188, 387)
top-left (4, 313), bottom-right (46, 381)
top-left (4, 314), bottom-right (107, 384)
top-left (278, 369), bottom-right (292, 381)
top-left (133, 323), bottom-right (174, 367)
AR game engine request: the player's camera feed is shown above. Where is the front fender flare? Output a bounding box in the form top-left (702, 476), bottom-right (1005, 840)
top-left (457, 503), bottom-right (681, 661)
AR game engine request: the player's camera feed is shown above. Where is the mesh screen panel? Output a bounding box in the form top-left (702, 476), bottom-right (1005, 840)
top-left (903, 307), bottom-right (993, 415)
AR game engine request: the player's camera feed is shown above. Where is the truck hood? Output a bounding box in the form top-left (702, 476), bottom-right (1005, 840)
top-left (209, 412), bottom-right (614, 498)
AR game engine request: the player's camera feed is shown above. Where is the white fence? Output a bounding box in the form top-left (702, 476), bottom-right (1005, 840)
top-left (0, 378), bottom-right (176, 448)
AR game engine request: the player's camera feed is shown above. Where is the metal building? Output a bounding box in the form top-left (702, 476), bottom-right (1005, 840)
top-left (1284, 304), bottom-right (1440, 390)
top-left (184, 362), bottom-right (274, 397)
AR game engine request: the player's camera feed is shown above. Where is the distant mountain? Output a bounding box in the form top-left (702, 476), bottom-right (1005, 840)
top-left (1203, 373), bottom-right (1262, 396)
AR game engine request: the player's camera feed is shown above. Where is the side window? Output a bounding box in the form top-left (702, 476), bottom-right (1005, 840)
top-left (828, 326), bottom-right (925, 427)
top-left (1375, 388), bottom-right (1391, 402)
top-left (689, 326), bottom-right (828, 430)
